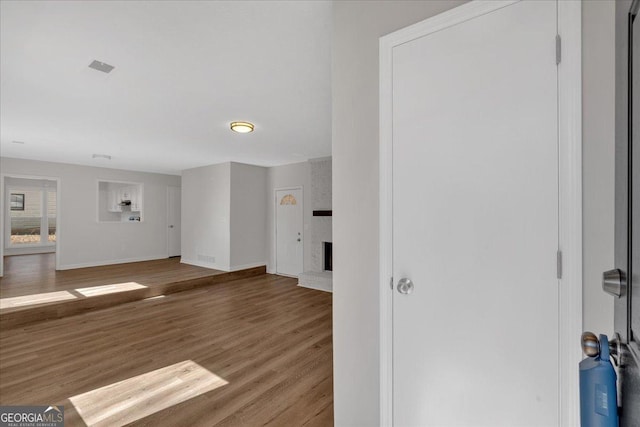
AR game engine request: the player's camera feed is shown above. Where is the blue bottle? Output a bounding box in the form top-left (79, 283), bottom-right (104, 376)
top-left (579, 334), bottom-right (619, 427)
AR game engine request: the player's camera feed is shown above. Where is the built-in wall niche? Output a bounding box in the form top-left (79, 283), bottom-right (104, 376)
top-left (97, 180), bottom-right (143, 223)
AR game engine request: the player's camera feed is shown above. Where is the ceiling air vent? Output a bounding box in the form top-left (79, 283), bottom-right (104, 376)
top-left (88, 60), bottom-right (115, 73)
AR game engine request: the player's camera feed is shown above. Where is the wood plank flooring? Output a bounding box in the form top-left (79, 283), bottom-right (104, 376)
top-left (0, 274), bottom-right (333, 426)
top-left (1, 254), bottom-right (226, 298)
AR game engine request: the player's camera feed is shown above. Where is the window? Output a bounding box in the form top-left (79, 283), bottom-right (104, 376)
top-left (10, 193), bottom-right (24, 211)
top-left (48, 190), bottom-right (57, 242)
top-left (8, 188), bottom-right (56, 246)
top-left (10, 189), bottom-right (41, 245)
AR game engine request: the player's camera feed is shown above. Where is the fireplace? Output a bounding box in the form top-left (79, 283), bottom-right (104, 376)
top-left (323, 242), bottom-right (333, 272)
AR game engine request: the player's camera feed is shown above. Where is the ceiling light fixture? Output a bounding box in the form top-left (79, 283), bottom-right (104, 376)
top-left (230, 122), bottom-right (254, 133)
top-left (92, 153), bottom-right (112, 160)
top-left (11, 140), bottom-right (25, 144)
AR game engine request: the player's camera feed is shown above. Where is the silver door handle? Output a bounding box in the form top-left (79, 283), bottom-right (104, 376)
top-left (602, 269), bottom-right (625, 297)
top-left (397, 278), bottom-right (414, 295)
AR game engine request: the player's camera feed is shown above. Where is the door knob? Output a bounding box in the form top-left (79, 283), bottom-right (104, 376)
top-left (602, 269), bottom-right (625, 297)
top-left (581, 331), bottom-right (621, 366)
top-left (169, 225), bottom-right (174, 228)
top-left (397, 278), bottom-right (414, 295)
top-left (297, 238), bottom-right (301, 242)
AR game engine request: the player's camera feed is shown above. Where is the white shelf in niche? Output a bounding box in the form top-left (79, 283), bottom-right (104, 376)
top-left (97, 180), bottom-right (144, 223)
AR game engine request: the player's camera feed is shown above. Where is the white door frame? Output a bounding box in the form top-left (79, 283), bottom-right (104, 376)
top-left (379, 1), bottom-right (582, 425)
top-left (274, 186), bottom-right (303, 277)
top-left (1, 173), bottom-right (63, 274)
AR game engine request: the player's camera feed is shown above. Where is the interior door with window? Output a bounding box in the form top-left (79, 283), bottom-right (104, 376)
top-left (275, 188), bottom-right (303, 277)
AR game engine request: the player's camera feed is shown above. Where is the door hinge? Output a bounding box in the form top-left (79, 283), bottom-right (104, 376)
top-left (390, 277), bottom-right (394, 290)
top-left (557, 250), bottom-right (563, 279)
top-left (556, 34), bottom-right (561, 65)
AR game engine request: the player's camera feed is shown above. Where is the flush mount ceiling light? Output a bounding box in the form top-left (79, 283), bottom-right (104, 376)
top-left (89, 60), bottom-right (115, 74)
top-left (11, 140), bottom-right (25, 144)
top-left (230, 122), bottom-right (254, 133)
top-left (92, 153), bottom-right (112, 160)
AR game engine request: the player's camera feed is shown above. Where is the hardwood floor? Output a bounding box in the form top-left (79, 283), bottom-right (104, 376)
top-left (0, 274), bottom-right (333, 426)
top-left (1, 254), bottom-right (267, 328)
top-left (1, 254), bottom-right (226, 298)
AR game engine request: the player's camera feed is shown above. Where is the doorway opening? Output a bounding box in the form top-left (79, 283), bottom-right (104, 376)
top-left (5, 177), bottom-right (57, 255)
top-left (2, 174), bottom-right (61, 281)
top-left (323, 242), bottom-right (332, 272)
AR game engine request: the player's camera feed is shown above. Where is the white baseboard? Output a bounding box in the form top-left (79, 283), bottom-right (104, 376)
top-left (180, 258), bottom-right (230, 272)
top-left (297, 282), bottom-right (332, 293)
top-left (4, 245), bottom-right (56, 256)
top-left (58, 254), bottom-right (167, 270)
top-left (228, 262), bottom-right (266, 272)
top-left (278, 272), bottom-right (299, 278)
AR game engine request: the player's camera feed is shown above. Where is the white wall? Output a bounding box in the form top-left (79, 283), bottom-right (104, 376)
top-left (181, 162), bottom-right (231, 271)
top-left (332, 0), bottom-right (615, 424)
top-left (230, 162), bottom-right (268, 270)
top-left (266, 161), bottom-right (311, 273)
top-left (0, 157), bottom-right (180, 270)
top-left (332, 2), bottom-right (466, 424)
top-left (182, 161), bottom-right (269, 272)
top-left (582, 1), bottom-right (615, 335)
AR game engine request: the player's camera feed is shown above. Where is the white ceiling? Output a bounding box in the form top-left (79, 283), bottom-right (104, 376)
top-left (0, 1), bottom-right (332, 175)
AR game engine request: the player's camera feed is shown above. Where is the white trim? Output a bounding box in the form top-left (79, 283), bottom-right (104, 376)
top-left (181, 258), bottom-right (265, 273)
top-left (1, 172), bottom-right (62, 272)
top-left (379, 25), bottom-right (394, 426)
top-left (60, 254), bottom-right (167, 270)
top-left (308, 156), bottom-right (332, 163)
top-left (274, 185), bottom-right (304, 276)
top-left (379, 1), bottom-right (582, 425)
top-left (166, 186), bottom-right (171, 258)
top-left (297, 283), bottom-right (332, 293)
top-left (5, 245), bottom-right (56, 257)
top-left (180, 257), bottom-right (229, 272)
top-left (557, 1), bottom-right (582, 425)
top-left (228, 262), bottom-right (266, 272)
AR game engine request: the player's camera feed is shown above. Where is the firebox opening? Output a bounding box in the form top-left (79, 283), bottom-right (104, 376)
top-left (323, 242), bottom-right (333, 272)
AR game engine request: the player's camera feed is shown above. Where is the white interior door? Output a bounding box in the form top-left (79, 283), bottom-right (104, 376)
top-left (167, 186), bottom-right (181, 257)
top-left (276, 188), bottom-right (303, 277)
top-left (391, 1), bottom-right (559, 425)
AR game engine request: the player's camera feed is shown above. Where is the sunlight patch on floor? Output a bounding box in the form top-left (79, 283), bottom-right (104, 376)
top-left (74, 282), bottom-right (147, 297)
top-left (143, 295), bottom-right (165, 301)
top-left (69, 360), bottom-right (228, 426)
top-left (0, 291), bottom-right (76, 310)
